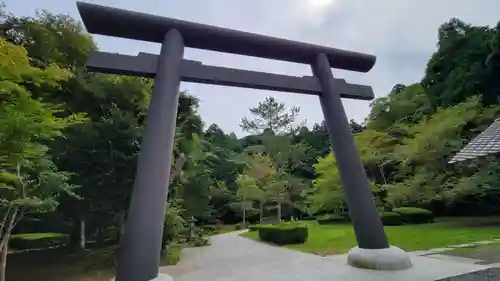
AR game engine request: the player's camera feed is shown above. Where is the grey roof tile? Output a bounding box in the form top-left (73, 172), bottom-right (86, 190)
top-left (449, 118), bottom-right (500, 163)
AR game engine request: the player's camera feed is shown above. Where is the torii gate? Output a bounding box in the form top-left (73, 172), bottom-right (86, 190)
top-left (76, 2), bottom-right (411, 281)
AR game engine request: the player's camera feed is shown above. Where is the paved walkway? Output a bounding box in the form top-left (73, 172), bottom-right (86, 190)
top-left (414, 239), bottom-right (500, 266)
top-left (161, 231), bottom-right (491, 281)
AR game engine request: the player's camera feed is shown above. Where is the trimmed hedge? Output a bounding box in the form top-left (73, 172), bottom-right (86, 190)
top-left (302, 215), bottom-right (317, 221)
top-left (248, 225), bottom-right (260, 231)
top-left (234, 222), bottom-right (252, 230)
top-left (379, 212), bottom-right (402, 226)
top-left (393, 207), bottom-right (434, 224)
top-left (9, 233), bottom-right (70, 250)
top-left (258, 222), bottom-right (308, 245)
top-left (316, 214), bottom-right (350, 225)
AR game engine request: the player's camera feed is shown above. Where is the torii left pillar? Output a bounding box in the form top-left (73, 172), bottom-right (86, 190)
top-left (115, 30), bottom-right (183, 281)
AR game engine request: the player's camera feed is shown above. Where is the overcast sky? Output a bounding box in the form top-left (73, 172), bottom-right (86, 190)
top-left (6, 0), bottom-right (500, 136)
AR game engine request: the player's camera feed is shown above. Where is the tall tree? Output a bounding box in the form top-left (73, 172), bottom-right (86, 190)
top-left (1, 9), bottom-right (206, 246)
top-left (308, 152), bottom-right (380, 215)
top-left (422, 18), bottom-right (495, 108)
top-left (1, 10), bottom-right (96, 68)
top-left (349, 119), bottom-right (365, 133)
top-left (366, 83), bottom-right (433, 132)
top-left (240, 97), bottom-right (310, 219)
top-left (0, 38), bottom-right (84, 281)
top-left (235, 175), bottom-right (259, 226)
top-left (355, 130), bottom-right (400, 185)
top-left (242, 153), bottom-right (276, 221)
top-left (240, 96), bottom-right (301, 134)
top-left (388, 96), bottom-right (500, 207)
top-left (306, 154), bottom-right (345, 214)
top-left (175, 134), bottom-right (217, 220)
top-left (483, 21), bottom-right (500, 105)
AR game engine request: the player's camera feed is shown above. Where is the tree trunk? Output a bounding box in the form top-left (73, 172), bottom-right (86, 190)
top-left (277, 202), bottom-right (282, 222)
top-left (242, 206), bottom-right (246, 228)
top-left (378, 164), bottom-right (387, 185)
top-left (169, 153), bottom-right (186, 184)
top-left (259, 201), bottom-right (264, 223)
top-left (96, 226), bottom-right (104, 245)
top-left (0, 237), bottom-right (8, 281)
top-left (79, 217), bottom-right (86, 250)
top-left (119, 212), bottom-right (126, 242)
top-left (0, 207), bottom-right (17, 281)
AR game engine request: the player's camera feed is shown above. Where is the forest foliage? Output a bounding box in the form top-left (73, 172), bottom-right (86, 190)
top-left (0, 2), bottom-right (500, 277)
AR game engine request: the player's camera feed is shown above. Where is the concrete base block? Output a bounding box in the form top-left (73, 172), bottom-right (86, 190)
top-left (347, 245), bottom-right (412, 270)
top-left (151, 273), bottom-right (174, 281)
top-left (111, 273), bottom-right (174, 281)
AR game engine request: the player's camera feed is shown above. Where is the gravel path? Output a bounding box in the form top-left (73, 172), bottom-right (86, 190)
top-left (437, 268), bottom-right (500, 281)
top-left (161, 230), bottom-right (333, 280)
top-left (160, 231), bottom-right (490, 281)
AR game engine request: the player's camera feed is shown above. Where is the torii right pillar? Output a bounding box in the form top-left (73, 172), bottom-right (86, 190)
top-left (312, 53), bottom-right (412, 270)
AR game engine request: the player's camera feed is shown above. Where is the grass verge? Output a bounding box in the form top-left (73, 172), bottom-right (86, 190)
top-left (162, 245), bottom-right (182, 266)
top-left (10, 233), bottom-right (66, 239)
top-left (8, 244), bottom-right (183, 281)
top-left (203, 224), bottom-right (238, 236)
top-left (442, 243), bottom-right (500, 261)
top-left (241, 217), bottom-right (500, 256)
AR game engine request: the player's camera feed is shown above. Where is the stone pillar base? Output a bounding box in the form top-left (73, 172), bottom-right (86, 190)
top-left (152, 273), bottom-right (174, 281)
top-left (347, 246), bottom-right (412, 270)
top-left (111, 273), bottom-right (174, 281)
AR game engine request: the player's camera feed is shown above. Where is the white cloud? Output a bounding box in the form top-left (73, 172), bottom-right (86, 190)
top-left (290, 0), bottom-right (341, 28)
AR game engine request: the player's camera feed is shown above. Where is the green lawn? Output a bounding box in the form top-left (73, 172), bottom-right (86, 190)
top-left (10, 232), bottom-right (66, 239)
top-left (241, 218), bottom-right (500, 256)
top-left (7, 244), bottom-right (182, 281)
top-left (442, 243), bottom-right (500, 260)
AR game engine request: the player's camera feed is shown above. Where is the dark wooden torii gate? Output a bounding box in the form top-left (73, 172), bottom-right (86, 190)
top-left (76, 2), bottom-right (411, 281)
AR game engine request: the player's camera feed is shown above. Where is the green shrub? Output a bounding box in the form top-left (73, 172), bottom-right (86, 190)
top-left (204, 218), bottom-right (222, 225)
top-left (202, 225), bottom-right (216, 234)
top-left (393, 207), bottom-right (434, 224)
top-left (164, 245), bottom-right (182, 265)
top-left (338, 212), bottom-right (351, 219)
top-left (302, 215), bottom-right (317, 221)
top-left (162, 206), bottom-right (185, 247)
top-left (258, 222), bottom-right (308, 245)
top-left (178, 228), bottom-right (190, 239)
top-left (9, 233), bottom-right (70, 250)
top-left (248, 225), bottom-right (260, 231)
top-left (81, 245), bottom-right (119, 270)
top-left (379, 212), bottom-right (402, 226)
top-left (383, 205), bottom-right (394, 212)
top-left (192, 236), bottom-right (210, 247)
top-left (316, 214), bottom-right (349, 225)
top-left (234, 221), bottom-right (253, 230)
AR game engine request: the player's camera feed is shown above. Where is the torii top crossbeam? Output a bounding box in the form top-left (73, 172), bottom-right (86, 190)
top-left (76, 2), bottom-right (376, 72)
